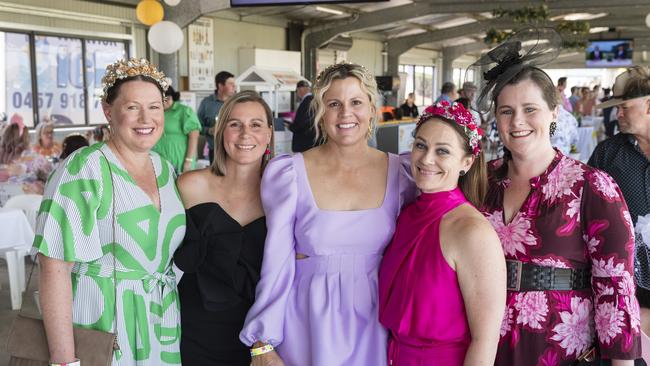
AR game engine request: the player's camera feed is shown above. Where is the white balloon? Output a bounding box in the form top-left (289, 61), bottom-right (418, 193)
top-left (646, 13), bottom-right (650, 28)
top-left (148, 21), bottom-right (184, 54)
top-left (164, 0), bottom-right (181, 6)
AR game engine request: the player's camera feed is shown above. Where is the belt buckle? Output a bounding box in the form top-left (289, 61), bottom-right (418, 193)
top-left (577, 347), bottom-right (597, 362)
top-left (506, 259), bottom-right (523, 291)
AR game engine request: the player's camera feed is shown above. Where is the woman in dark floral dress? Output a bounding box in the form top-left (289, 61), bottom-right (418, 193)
top-left (480, 64), bottom-right (641, 365)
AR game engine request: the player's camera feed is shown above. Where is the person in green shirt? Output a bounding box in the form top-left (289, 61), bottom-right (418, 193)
top-left (153, 86), bottom-right (201, 173)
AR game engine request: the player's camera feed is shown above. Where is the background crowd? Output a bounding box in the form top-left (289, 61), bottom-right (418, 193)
top-left (1, 28), bottom-right (650, 366)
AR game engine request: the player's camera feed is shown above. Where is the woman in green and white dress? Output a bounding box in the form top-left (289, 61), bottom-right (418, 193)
top-left (34, 58), bottom-right (186, 366)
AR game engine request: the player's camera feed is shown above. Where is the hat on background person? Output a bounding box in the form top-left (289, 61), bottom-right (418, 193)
top-left (597, 66), bottom-right (650, 109)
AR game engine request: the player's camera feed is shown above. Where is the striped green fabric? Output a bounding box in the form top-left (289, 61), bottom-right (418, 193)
top-left (33, 143), bottom-right (186, 365)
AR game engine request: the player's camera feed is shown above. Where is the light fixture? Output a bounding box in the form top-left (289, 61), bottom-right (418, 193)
top-left (564, 12), bottom-right (607, 21)
top-left (315, 6), bottom-right (344, 16)
top-left (589, 27), bottom-right (609, 33)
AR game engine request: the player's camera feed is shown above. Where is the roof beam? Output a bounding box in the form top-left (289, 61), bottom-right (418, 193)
top-left (387, 14), bottom-right (649, 57)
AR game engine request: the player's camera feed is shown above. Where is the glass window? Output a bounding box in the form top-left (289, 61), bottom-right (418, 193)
top-left (423, 66), bottom-right (434, 106)
top-left (414, 66), bottom-right (425, 106)
top-left (35, 36), bottom-right (85, 126)
top-left (2, 32), bottom-right (35, 127)
top-left (85, 39), bottom-right (126, 124)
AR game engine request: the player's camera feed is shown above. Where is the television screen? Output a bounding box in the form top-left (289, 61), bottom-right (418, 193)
top-left (585, 39), bottom-right (633, 68)
top-left (232, 0), bottom-right (387, 6)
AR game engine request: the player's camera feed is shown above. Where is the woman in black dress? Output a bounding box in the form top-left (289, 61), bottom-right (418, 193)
top-left (174, 90), bottom-right (274, 365)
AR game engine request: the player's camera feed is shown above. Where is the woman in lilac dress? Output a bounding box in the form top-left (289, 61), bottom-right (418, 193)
top-left (379, 102), bottom-right (506, 366)
top-left (240, 63), bottom-right (414, 366)
top-left (479, 45), bottom-right (641, 364)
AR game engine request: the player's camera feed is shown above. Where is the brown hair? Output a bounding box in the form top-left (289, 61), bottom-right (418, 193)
top-left (210, 90), bottom-right (274, 176)
top-left (311, 63), bottom-right (378, 142)
top-left (0, 123), bottom-right (30, 164)
top-left (491, 66), bottom-right (558, 179)
top-left (415, 117), bottom-right (488, 207)
top-left (104, 75), bottom-right (165, 105)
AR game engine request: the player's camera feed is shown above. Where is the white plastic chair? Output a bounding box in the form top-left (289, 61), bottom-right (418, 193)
top-left (0, 247), bottom-right (29, 310)
top-left (4, 194), bottom-right (43, 231)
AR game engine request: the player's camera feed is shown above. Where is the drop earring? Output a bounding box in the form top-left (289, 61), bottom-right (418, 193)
top-left (549, 121), bottom-right (557, 137)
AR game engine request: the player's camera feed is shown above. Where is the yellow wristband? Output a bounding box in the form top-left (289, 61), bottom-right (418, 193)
top-left (250, 344), bottom-right (274, 357)
top-left (184, 157), bottom-right (194, 162)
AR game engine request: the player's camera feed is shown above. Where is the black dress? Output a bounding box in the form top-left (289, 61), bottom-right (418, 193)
top-left (174, 203), bottom-right (266, 366)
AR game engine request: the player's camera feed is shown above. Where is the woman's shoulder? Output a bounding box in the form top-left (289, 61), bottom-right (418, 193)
top-left (177, 168), bottom-right (213, 190)
top-left (59, 144), bottom-right (106, 172)
top-left (266, 153), bottom-right (297, 175)
top-left (177, 168), bottom-right (218, 208)
top-left (444, 204), bottom-right (497, 242)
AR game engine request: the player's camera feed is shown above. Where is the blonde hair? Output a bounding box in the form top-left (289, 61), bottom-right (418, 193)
top-left (311, 63), bottom-right (378, 142)
top-left (35, 121), bottom-right (54, 147)
top-left (210, 90), bottom-right (275, 176)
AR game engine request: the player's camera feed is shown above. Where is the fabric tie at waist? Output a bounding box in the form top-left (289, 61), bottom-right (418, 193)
top-left (73, 262), bottom-right (179, 340)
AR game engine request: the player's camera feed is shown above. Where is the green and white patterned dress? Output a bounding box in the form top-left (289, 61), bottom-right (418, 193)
top-left (33, 143), bottom-right (186, 365)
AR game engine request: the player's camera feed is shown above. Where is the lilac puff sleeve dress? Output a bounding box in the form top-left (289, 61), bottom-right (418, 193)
top-left (240, 153), bottom-right (414, 366)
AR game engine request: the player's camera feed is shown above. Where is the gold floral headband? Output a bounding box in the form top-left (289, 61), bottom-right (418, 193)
top-left (100, 58), bottom-right (168, 102)
top-left (315, 62), bottom-right (371, 84)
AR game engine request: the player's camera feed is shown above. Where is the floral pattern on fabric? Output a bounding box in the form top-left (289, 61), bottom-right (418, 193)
top-left (482, 150), bottom-right (641, 366)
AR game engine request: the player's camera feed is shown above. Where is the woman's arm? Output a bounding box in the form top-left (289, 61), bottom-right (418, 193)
top-left (39, 253), bottom-right (76, 364)
top-left (183, 131), bottom-right (199, 172)
top-left (451, 216), bottom-right (506, 366)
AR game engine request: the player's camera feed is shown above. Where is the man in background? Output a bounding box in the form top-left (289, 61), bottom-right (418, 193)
top-left (197, 71), bottom-right (236, 163)
top-left (434, 81), bottom-right (456, 104)
top-left (557, 77), bottom-right (572, 112)
top-left (289, 80), bottom-right (320, 152)
top-left (589, 66), bottom-right (650, 343)
top-left (569, 86), bottom-right (580, 111)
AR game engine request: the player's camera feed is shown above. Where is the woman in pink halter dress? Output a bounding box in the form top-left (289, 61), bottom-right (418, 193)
top-left (379, 102), bottom-right (506, 366)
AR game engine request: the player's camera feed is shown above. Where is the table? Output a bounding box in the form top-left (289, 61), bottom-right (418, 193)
top-left (577, 126), bottom-right (598, 163)
top-left (0, 207), bottom-right (35, 310)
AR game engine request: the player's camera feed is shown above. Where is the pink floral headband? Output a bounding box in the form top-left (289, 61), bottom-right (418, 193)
top-left (417, 101), bottom-right (483, 156)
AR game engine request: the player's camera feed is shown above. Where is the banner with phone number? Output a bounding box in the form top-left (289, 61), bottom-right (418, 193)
top-left (5, 34), bottom-right (125, 127)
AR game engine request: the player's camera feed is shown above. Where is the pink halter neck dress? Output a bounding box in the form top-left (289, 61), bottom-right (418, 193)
top-left (379, 187), bottom-right (471, 366)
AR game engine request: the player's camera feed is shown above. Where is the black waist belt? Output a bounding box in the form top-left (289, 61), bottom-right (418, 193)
top-left (506, 260), bottom-right (591, 291)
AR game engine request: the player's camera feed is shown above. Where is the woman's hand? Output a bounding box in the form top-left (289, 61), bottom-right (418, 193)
top-left (251, 350), bottom-right (285, 366)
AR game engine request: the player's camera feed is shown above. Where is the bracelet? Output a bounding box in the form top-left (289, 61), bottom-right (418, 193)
top-left (184, 157), bottom-right (195, 163)
top-left (250, 344), bottom-right (274, 357)
top-left (50, 359), bottom-right (80, 366)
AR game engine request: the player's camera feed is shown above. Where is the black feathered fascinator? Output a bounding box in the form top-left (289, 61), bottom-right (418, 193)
top-left (470, 27), bottom-right (562, 113)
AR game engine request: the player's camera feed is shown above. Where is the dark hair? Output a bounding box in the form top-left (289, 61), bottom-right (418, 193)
top-left (60, 134), bottom-right (89, 160)
top-left (441, 81), bottom-right (456, 94)
top-left (414, 116), bottom-right (487, 207)
top-left (492, 66), bottom-right (558, 179)
top-left (492, 66), bottom-right (558, 111)
top-left (165, 86), bottom-right (181, 102)
top-left (570, 86), bottom-right (577, 93)
top-left (215, 71), bottom-right (235, 91)
top-left (210, 90), bottom-right (274, 176)
top-left (557, 77), bottom-right (567, 86)
top-left (104, 75), bottom-right (165, 104)
top-left (455, 97), bottom-right (471, 109)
